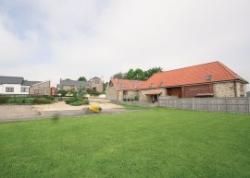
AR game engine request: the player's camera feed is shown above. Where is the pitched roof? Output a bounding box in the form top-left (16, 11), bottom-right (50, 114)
top-left (110, 78), bottom-right (146, 91)
top-left (59, 79), bottom-right (86, 87)
top-left (146, 61), bottom-right (248, 88)
top-left (110, 61), bottom-right (248, 91)
top-left (0, 76), bottom-right (24, 85)
top-left (22, 80), bottom-right (42, 86)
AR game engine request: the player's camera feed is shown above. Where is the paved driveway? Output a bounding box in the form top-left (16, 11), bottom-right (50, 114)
top-left (0, 98), bottom-right (125, 122)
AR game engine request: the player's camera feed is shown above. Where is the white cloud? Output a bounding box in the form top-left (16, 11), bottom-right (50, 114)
top-left (0, 0), bottom-right (250, 88)
top-left (0, 13), bottom-right (38, 63)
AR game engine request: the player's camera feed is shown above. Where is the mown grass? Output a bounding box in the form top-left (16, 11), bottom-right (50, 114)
top-left (0, 108), bottom-right (250, 178)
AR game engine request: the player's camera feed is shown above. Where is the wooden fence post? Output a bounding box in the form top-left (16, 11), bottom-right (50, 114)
top-left (192, 98), bottom-right (195, 110)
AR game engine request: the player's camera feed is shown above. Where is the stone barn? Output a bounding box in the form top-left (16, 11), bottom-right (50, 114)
top-left (107, 61), bottom-right (248, 103)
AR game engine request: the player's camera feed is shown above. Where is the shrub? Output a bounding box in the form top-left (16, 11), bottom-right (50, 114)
top-left (87, 89), bottom-right (101, 96)
top-left (0, 96), bottom-right (10, 104)
top-left (65, 97), bottom-right (77, 104)
top-left (65, 97), bottom-right (89, 106)
top-left (0, 96), bottom-right (54, 105)
top-left (7, 97), bottom-right (26, 104)
top-left (33, 97), bottom-right (53, 104)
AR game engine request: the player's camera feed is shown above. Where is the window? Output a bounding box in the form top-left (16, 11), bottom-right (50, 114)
top-left (5, 87), bottom-right (14, 92)
top-left (21, 87), bottom-right (29, 93)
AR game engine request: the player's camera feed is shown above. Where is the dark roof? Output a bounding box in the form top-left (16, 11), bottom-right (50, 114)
top-left (22, 80), bottom-right (42, 86)
top-left (59, 79), bottom-right (86, 88)
top-left (0, 76), bottom-right (24, 85)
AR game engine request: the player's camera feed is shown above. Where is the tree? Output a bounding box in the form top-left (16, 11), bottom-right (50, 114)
top-left (133, 68), bottom-right (146, 80)
top-left (112, 66), bottom-right (163, 81)
top-left (145, 67), bottom-right (162, 79)
top-left (126, 69), bottom-right (135, 80)
top-left (78, 76), bottom-right (87, 82)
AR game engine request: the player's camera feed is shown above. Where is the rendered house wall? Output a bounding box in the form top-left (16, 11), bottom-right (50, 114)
top-left (0, 84), bottom-right (29, 95)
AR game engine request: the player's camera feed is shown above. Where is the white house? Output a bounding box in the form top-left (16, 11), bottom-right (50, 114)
top-left (0, 76), bottom-right (41, 95)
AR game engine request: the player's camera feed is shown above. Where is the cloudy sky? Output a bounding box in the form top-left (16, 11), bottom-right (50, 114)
top-left (0, 0), bottom-right (250, 87)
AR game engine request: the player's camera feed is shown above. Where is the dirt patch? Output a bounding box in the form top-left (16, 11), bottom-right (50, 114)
top-left (0, 98), bottom-right (125, 122)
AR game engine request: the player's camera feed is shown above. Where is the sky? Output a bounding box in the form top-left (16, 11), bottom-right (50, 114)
top-left (0, 0), bottom-right (250, 88)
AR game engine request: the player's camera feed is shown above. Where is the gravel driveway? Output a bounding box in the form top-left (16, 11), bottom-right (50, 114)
top-left (0, 98), bottom-right (125, 122)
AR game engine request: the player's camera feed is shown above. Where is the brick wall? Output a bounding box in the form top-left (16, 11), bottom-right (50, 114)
top-left (183, 84), bottom-right (213, 98)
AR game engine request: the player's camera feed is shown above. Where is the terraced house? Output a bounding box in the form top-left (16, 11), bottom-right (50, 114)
top-left (107, 61), bottom-right (248, 103)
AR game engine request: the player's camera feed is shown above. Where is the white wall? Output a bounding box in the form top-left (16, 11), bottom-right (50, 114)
top-left (0, 84), bottom-right (29, 95)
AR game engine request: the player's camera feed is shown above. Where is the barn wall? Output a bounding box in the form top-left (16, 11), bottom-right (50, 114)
top-left (124, 91), bottom-right (138, 100)
top-left (236, 82), bottom-right (247, 97)
top-left (213, 82), bottom-right (236, 97)
top-left (106, 86), bottom-right (118, 101)
top-left (139, 88), bottom-right (167, 102)
top-left (183, 84), bottom-right (213, 98)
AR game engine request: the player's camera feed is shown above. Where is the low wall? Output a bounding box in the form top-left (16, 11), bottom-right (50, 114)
top-left (159, 96), bottom-right (250, 114)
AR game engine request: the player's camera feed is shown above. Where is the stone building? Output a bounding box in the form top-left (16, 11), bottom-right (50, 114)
top-left (87, 77), bottom-right (104, 93)
top-left (29, 81), bottom-right (51, 96)
top-left (107, 61), bottom-right (248, 103)
top-left (57, 79), bottom-right (86, 91)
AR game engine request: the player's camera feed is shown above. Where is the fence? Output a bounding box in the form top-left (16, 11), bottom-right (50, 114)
top-left (159, 96), bottom-right (250, 114)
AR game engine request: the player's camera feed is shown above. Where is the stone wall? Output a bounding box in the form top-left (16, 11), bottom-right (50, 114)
top-left (236, 82), bottom-right (246, 97)
top-left (213, 82), bottom-right (235, 97)
top-left (106, 86), bottom-right (118, 101)
top-left (29, 81), bottom-right (51, 96)
top-left (118, 91), bottom-right (123, 101)
top-left (139, 88), bottom-right (167, 102)
top-left (124, 91), bottom-right (138, 100)
top-left (213, 81), bottom-right (247, 98)
top-left (87, 77), bottom-right (104, 93)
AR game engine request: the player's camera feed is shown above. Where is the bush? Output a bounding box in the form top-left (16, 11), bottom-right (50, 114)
top-left (7, 97), bottom-right (26, 104)
top-left (33, 97), bottom-right (53, 104)
top-left (0, 96), bottom-right (54, 105)
top-left (65, 97), bottom-right (77, 104)
top-left (87, 89), bottom-right (101, 96)
top-left (65, 97), bottom-right (89, 106)
top-left (0, 96), bottom-right (10, 104)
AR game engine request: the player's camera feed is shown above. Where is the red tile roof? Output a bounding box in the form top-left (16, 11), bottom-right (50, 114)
top-left (146, 61), bottom-right (248, 88)
top-left (110, 78), bottom-right (146, 91)
top-left (111, 61), bottom-right (248, 91)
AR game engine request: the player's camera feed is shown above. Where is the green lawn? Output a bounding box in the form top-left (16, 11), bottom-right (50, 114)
top-left (0, 108), bottom-right (250, 178)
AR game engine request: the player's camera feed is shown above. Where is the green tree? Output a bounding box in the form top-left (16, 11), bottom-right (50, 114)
top-left (112, 67), bottom-right (163, 81)
top-left (145, 67), bottom-right (162, 78)
top-left (78, 76), bottom-right (87, 82)
top-left (126, 69), bottom-right (135, 80)
top-left (134, 68), bottom-right (146, 80)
